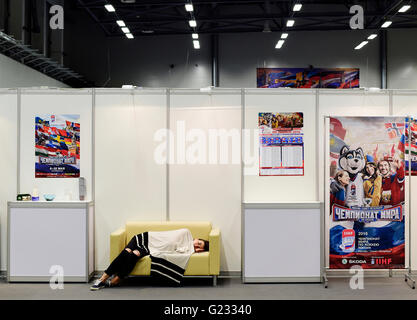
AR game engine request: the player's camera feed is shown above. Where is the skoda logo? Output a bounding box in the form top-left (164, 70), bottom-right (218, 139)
top-left (342, 259), bottom-right (348, 265)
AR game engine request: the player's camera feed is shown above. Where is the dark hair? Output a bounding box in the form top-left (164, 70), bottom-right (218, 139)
top-left (199, 239), bottom-right (209, 252)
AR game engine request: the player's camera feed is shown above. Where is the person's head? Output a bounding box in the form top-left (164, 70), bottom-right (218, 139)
top-left (365, 162), bottom-right (377, 177)
top-left (378, 160), bottom-right (391, 177)
top-left (193, 238), bottom-right (209, 253)
top-left (335, 170), bottom-right (350, 186)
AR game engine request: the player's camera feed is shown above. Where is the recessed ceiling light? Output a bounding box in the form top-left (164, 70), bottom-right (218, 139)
top-left (354, 41), bottom-right (368, 50)
top-left (105, 4), bottom-right (115, 12)
top-left (381, 21), bottom-right (392, 28)
top-left (121, 27), bottom-right (130, 34)
top-left (193, 40), bottom-right (200, 49)
top-left (126, 33), bottom-right (134, 39)
top-left (293, 4), bottom-right (302, 11)
top-left (185, 4), bottom-right (194, 12)
top-left (189, 20), bottom-right (197, 27)
top-left (192, 33), bottom-right (199, 39)
top-left (117, 20), bottom-right (126, 27)
top-left (398, 5), bottom-right (411, 12)
top-left (368, 34), bottom-right (378, 40)
top-left (281, 33), bottom-right (288, 39)
top-left (286, 20), bottom-right (295, 27)
top-left (275, 40), bottom-right (285, 49)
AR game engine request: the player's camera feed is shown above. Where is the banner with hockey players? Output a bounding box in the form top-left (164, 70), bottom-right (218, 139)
top-left (329, 116), bottom-right (406, 269)
top-left (35, 114), bottom-right (80, 178)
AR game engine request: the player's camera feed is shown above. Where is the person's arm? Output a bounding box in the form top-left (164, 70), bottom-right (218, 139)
top-left (371, 176), bottom-right (382, 206)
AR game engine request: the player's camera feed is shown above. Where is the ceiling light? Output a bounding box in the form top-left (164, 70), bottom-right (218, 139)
top-left (293, 4), bottom-right (302, 11)
top-left (189, 20), bottom-right (197, 27)
top-left (126, 33), bottom-right (134, 39)
top-left (117, 20), bottom-right (126, 27)
top-left (121, 27), bottom-right (130, 33)
top-left (104, 4), bottom-right (115, 12)
top-left (281, 33), bottom-right (288, 39)
top-left (368, 34), bottom-right (378, 40)
top-left (193, 40), bottom-right (200, 49)
top-left (354, 41), bottom-right (368, 50)
top-left (286, 20), bottom-right (295, 27)
top-left (192, 33), bottom-right (199, 39)
top-left (381, 21), bottom-right (392, 28)
top-left (185, 4), bottom-right (194, 12)
top-left (398, 5), bottom-right (411, 12)
top-left (275, 40), bottom-right (285, 49)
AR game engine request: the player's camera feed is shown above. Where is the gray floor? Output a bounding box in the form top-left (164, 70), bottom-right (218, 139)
top-left (1, 277), bottom-right (417, 300)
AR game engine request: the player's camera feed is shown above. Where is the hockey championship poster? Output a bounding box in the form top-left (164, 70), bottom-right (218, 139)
top-left (35, 114), bottom-right (80, 178)
top-left (329, 116), bottom-right (405, 269)
top-left (259, 112), bottom-right (304, 176)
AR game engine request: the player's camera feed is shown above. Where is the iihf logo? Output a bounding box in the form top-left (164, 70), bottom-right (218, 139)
top-left (340, 229), bottom-right (355, 253)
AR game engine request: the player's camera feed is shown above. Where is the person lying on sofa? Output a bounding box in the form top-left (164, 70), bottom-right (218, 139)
top-left (90, 228), bottom-right (209, 290)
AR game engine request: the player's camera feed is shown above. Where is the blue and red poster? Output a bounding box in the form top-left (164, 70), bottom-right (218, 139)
top-left (35, 114), bottom-right (80, 178)
top-left (257, 68), bottom-right (359, 88)
top-left (329, 116), bottom-right (405, 269)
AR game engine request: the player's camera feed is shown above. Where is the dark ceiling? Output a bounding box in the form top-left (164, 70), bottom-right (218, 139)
top-left (76, 0), bottom-right (417, 37)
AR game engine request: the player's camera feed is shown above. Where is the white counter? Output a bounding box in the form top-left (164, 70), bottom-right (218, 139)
top-left (7, 201), bottom-right (94, 282)
top-left (242, 201), bottom-right (323, 283)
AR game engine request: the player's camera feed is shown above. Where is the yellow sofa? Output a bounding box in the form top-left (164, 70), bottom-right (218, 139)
top-left (110, 221), bottom-right (220, 285)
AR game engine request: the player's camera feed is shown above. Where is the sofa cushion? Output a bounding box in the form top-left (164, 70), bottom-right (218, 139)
top-left (130, 256), bottom-right (152, 276)
top-left (184, 252), bottom-right (210, 275)
top-left (125, 221), bottom-right (212, 243)
top-left (129, 252), bottom-right (210, 276)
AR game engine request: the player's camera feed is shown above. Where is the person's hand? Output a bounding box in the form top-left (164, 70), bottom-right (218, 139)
top-left (392, 158), bottom-right (402, 170)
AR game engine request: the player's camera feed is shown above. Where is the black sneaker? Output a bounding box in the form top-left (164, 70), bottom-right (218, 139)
top-left (90, 279), bottom-right (108, 291)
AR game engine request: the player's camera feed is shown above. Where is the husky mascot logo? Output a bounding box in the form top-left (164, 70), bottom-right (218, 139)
top-left (339, 146), bottom-right (366, 208)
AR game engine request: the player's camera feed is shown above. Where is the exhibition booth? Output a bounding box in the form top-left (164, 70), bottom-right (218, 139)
top-left (1, 87), bottom-right (416, 288)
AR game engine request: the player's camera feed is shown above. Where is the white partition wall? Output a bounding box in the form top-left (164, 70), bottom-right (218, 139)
top-left (2, 88), bottom-right (417, 275)
top-left (94, 89), bottom-right (167, 269)
top-left (169, 89), bottom-right (242, 272)
top-left (0, 89), bottom-right (18, 271)
top-left (243, 89), bottom-right (317, 202)
top-left (19, 89), bottom-right (93, 201)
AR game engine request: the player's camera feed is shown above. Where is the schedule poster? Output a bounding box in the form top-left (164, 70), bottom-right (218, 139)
top-left (35, 114), bottom-right (80, 178)
top-left (258, 112), bottom-right (304, 176)
top-left (329, 116), bottom-right (405, 269)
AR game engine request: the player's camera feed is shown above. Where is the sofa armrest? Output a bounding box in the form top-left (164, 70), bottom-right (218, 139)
top-left (110, 227), bottom-right (126, 262)
top-left (209, 227), bottom-right (221, 275)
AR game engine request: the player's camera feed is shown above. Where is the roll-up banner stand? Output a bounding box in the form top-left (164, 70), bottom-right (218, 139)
top-left (324, 116), bottom-right (415, 289)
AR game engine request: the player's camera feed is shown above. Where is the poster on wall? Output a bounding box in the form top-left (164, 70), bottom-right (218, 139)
top-left (329, 116), bottom-right (406, 269)
top-left (259, 112), bottom-right (304, 176)
top-left (257, 68), bottom-right (359, 89)
top-left (35, 114), bottom-right (80, 178)
top-left (405, 117), bottom-right (417, 175)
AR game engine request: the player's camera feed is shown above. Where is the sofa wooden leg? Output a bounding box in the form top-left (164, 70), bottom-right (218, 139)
top-left (213, 275), bottom-right (217, 287)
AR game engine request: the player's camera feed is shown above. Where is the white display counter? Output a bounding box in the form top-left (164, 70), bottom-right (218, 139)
top-left (243, 201), bottom-right (323, 283)
top-left (7, 201), bottom-right (94, 282)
